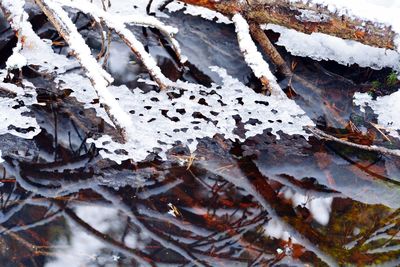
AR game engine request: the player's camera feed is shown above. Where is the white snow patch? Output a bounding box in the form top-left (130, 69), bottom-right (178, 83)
top-left (0, 82), bottom-right (41, 139)
top-left (55, 73), bottom-right (113, 125)
top-left (6, 43), bottom-right (27, 70)
top-left (2, 0), bottom-right (77, 74)
top-left (289, 0), bottom-right (400, 66)
top-left (263, 24), bottom-right (400, 72)
top-left (88, 67), bottom-right (314, 163)
top-left (354, 90), bottom-right (400, 139)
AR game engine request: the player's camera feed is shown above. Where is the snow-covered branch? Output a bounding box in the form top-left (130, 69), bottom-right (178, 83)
top-left (232, 13), bottom-right (286, 97)
top-left (53, 0), bottom-right (172, 87)
top-left (33, 0), bottom-right (135, 141)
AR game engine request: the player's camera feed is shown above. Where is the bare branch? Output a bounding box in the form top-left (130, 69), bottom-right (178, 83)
top-left (308, 126), bottom-right (400, 157)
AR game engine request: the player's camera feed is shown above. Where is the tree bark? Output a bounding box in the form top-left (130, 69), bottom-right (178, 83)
top-left (181, 0), bottom-right (397, 50)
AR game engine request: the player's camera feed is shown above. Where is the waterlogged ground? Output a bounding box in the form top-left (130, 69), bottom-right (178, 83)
top-left (1, 3), bottom-right (400, 267)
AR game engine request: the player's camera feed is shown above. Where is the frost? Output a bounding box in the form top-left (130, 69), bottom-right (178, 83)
top-left (295, 9), bottom-right (330, 23)
top-left (354, 90), bottom-right (400, 139)
top-left (264, 24), bottom-right (400, 72)
top-left (2, 0), bottom-right (77, 74)
top-left (88, 67), bottom-right (314, 164)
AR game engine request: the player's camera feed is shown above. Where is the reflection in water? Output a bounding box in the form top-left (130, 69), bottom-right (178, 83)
top-left (1, 129), bottom-right (400, 266)
top-left (1, 4), bottom-right (400, 267)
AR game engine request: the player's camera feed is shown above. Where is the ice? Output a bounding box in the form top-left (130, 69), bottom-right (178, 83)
top-left (290, 0), bottom-right (400, 56)
top-left (0, 82), bottom-right (41, 139)
top-left (88, 67), bottom-right (314, 164)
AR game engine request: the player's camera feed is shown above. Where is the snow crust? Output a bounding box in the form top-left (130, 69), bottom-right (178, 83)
top-left (264, 24), bottom-right (400, 72)
top-left (55, 73), bottom-right (113, 125)
top-left (290, 0), bottom-right (400, 59)
top-left (88, 67), bottom-right (314, 163)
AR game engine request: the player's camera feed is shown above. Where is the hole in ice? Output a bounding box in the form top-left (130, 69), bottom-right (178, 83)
top-left (176, 108), bottom-right (186, 115)
top-left (255, 100), bottom-right (269, 106)
top-left (236, 97), bottom-right (244, 105)
top-left (198, 98), bottom-right (208, 106)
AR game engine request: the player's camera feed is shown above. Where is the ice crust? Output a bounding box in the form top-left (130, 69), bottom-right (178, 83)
top-left (88, 67), bottom-right (314, 164)
top-left (0, 82), bottom-right (41, 139)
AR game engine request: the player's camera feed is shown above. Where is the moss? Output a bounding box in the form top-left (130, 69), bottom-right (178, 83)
top-left (386, 72), bottom-right (398, 86)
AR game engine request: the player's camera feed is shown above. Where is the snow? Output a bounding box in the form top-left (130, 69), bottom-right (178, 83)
top-left (88, 67), bottom-right (314, 164)
top-left (56, 0), bottom-right (183, 70)
top-left (6, 43), bottom-right (27, 70)
top-left (2, 0), bottom-right (77, 74)
top-left (354, 90), bottom-right (400, 139)
top-left (264, 24), bottom-right (400, 72)
top-left (43, 0), bottom-right (137, 135)
top-left (1, 0), bottom-right (399, 164)
top-left (0, 82), bottom-right (41, 139)
top-left (232, 14), bottom-right (286, 97)
top-left (55, 73), bottom-right (113, 125)
top-left (166, 1), bottom-right (232, 24)
top-left (290, 0), bottom-right (400, 61)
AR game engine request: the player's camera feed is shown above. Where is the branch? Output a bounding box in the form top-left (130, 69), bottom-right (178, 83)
top-left (122, 15), bottom-right (187, 64)
top-left (53, 0), bottom-right (171, 88)
top-left (308, 127), bottom-right (400, 158)
top-left (180, 0), bottom-right (399, 51)
top-left (232, 13), bottom-right (286, 97)
top-left (249, 22), bottom-right (292, 77)
top-left (33, 0), bottom-right (136, 141)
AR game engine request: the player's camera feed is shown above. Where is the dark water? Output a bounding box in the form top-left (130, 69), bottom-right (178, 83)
top-left (1, 5), bottom-right (400, 267)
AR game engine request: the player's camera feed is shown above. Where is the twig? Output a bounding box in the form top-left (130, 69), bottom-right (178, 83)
top-left (124, 15), bottom-right (187, 64)
top-left (308, 126), bottom-right (400, 157)
top-left (54, 0), bottom-right (171, 88)
top-left (249, 22), bottom-right (292, 77)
